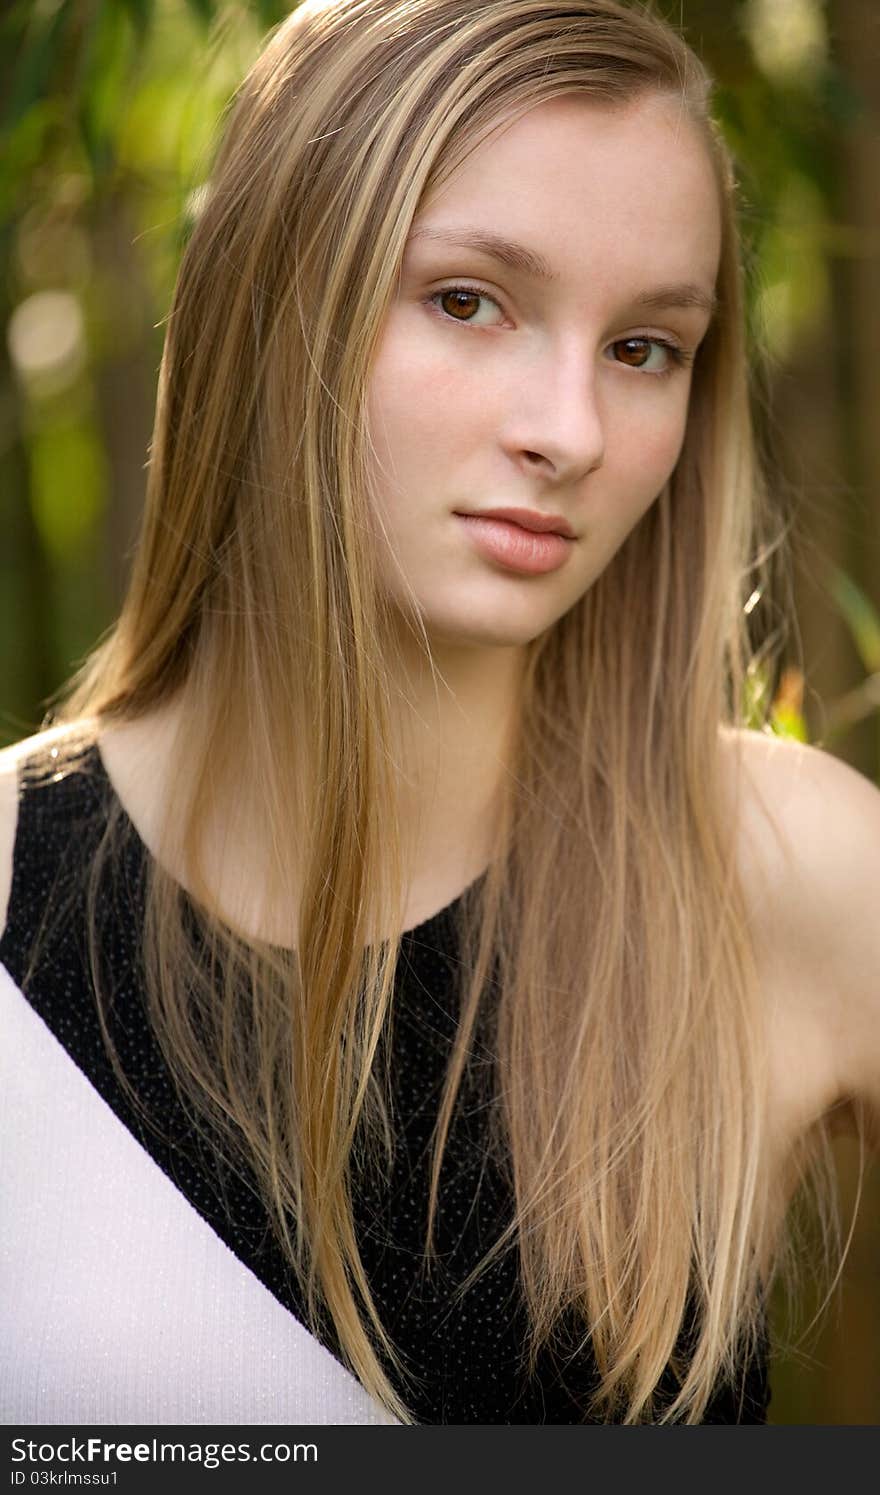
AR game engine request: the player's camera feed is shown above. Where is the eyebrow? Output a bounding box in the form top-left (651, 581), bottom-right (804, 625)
top-left (406, 225), bottom-right (719, 318)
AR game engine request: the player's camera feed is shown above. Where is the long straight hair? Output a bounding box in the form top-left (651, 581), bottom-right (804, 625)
top-left (42, 0), bottom-right (841, 1422)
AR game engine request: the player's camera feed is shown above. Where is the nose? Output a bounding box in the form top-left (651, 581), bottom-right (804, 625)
top-left (512, 351), bottom-right (606, 481)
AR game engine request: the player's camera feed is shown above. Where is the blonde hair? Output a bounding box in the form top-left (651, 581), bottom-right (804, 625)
top-left (39, 0), bottom-right (840, 1422)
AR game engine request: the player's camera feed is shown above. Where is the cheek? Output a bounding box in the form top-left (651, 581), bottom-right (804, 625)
top-left (370, 308), bottom-right (472, 406)
top-left (614, 402), bottom-right (690, 504)
top-left (368, 307), bottom-right (494, 450)
top-left (367, 349), bottom-right (469, 480)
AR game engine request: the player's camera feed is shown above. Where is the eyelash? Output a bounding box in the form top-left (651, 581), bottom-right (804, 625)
top-left (425, 282), bottom-right (695, 379)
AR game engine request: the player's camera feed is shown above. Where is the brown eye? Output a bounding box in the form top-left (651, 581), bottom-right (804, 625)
top-left (428, 285), bottom-right (504, 328)
top-left (438, 289), bottom-right (483, 321)
top-left (607, 337), bottom-right (686, 377)
top-left (614, 338), bottom-right (652, 367)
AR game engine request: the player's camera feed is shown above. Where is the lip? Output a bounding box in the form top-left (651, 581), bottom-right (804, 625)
top-left (454, 513), bottom-right (574, 576)
top-left (456, 506), bottom-right (575, 538)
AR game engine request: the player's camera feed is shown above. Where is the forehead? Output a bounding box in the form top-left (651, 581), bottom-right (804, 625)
top-left (410, 92), bottom-right (722, 298)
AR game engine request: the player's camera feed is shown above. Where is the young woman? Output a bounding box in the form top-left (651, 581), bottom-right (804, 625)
top-left (1, 0), bottom-right (878, 1427)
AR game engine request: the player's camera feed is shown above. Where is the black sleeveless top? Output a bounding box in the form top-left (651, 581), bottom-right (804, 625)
top-left (0, 741), bottom-right (772, 1423)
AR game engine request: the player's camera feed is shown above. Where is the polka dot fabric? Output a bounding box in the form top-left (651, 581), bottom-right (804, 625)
top-left (0, 744), bottom-right (771, 1423)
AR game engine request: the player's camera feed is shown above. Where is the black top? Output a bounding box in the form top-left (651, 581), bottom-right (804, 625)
top-left (0, 740), bottom-right (771, 1424)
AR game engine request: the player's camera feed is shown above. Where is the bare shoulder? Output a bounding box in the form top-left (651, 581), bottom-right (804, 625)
top-left (719, 724), bottom-right (880, 916)
top-left (720, 725), bottom-right (880, 1145)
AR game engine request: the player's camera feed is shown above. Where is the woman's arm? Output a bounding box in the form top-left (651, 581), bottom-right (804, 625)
top-left (738, 732), bottom-right (880, 1151)
top-left (802, 744), bottom-right (880, 1150)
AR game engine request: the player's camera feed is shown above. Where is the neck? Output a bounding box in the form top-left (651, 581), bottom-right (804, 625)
top-left (96, 637), bottom-right (527, 943)
top-left (386, 630), bottom-right (526, 885)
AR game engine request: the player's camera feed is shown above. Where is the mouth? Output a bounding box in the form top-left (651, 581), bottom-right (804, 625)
top-left (453, 508), bottom-right (575, 539)
top-left (453, 512), bottom-right (574, 576)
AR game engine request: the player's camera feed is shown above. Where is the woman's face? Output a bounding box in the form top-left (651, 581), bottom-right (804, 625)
top-left (366, 90), bottom-right (722, 650)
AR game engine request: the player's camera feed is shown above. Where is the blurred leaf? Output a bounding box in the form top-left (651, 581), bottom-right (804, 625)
top-left (769, 704), bottom-right (809, 741)
top-left (741, 660), bottom-right (772, 729)
top-left (770, 665), bottom-right (809, 741)
top-left (183, 0), bottom-right (218, 26)
top-left (0, 99), bottom-right (60, 222)
top-left (29, 416), bottom-right (107, 562)
top-left (0, 0), bottom-right (75, 132)
top-left (828, 567), bottom-right (880, 674)
top-left (75, 2), bottom-right (138, 180)
top-left (741, 659), bottom-right (810, 740)
top-left (824, 673), bottom-right (880, 744)
top-left (253, 0), bottom-right (296, 25)
top-left (819, 60), bottom-right (868, 129)
top-left (118, 0), bottom-right (154, 43)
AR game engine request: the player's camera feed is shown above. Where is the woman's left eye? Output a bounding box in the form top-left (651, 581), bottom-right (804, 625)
top-left (606, 337), bottom-right (692, 377)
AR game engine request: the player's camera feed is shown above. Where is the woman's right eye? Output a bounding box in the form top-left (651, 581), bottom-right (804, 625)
top-left (426, 285), bottom-right (505, 328)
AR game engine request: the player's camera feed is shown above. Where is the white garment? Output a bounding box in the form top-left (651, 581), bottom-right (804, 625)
top-left (0, 961), bottom-right (399, 1426)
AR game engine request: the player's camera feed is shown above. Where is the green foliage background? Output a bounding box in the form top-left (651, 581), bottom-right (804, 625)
top-left (1, 0), bottom-right (878, 1423)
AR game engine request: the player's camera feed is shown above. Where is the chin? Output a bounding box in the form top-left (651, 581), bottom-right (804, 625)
top-left (422, 612), bottom-right (554, 651)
